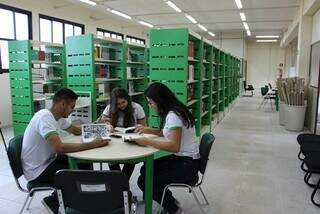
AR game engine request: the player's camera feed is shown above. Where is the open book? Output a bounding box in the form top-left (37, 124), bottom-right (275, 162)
top-left (81, 124), bottom-right (111, 143)
top-left (122, 133), bottom-right (157, 144)
top-left (114, 126), bottom-right (136, 134)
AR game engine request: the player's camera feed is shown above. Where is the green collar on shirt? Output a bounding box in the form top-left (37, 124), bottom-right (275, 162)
top-left (49, 108), bottom-right (60, 121)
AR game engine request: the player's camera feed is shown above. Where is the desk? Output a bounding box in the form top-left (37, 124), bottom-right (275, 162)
top-left (62, 135), bottom-right (160, 214)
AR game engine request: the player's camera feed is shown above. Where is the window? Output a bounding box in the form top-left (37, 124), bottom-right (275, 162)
top-left (39, 14), bottom-right (84, 44)
top-left (0, 4), bottom-right (32, 73)
top-left (126, 35), bottom-right (145, 45)
top-left (96, 28), bottom-right (124, 40)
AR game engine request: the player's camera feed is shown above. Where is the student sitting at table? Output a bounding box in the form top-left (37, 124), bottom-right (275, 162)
top-left (99, 87), bottom-right (146, 179)
top-left (135, 82), bottom-right (200, 214)
top-left (21, 88), bottom-right (109, 214)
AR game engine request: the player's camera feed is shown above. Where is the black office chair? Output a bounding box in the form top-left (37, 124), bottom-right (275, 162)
top-left (159, 133), bottom-right (215, 214)
top-left (301, 151), bottom-right (320, 207)
top-left (297, 133), bottom-right (320, 161)
top-left (6, 135), bottom-right (54, 214)
top-left (243, 81), bottom-right (254, 96)
top-left (55, 170), bottom-right (135, 214)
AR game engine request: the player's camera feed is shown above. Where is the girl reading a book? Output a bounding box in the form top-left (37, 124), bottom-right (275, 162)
top-left (99, 87), bottom-right (146, 179)
top-left (134, 82), bottom-right (200, 214)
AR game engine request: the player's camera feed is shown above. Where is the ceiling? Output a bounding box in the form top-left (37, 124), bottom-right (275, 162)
top-left (71, 0), bottom-right (301, 39)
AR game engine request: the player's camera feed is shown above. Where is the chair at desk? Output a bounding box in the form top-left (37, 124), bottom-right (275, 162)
top-left (159, 133), bottom-right (215, 214)
top-left (243, 81), bottom-right (254, 96)
top-left (5, 135), bottom-right (54, 214)
top-left (55, 170), bottom-right (135, 214)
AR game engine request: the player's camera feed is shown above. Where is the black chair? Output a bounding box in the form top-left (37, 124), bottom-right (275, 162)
top-left (258, 86), bottom-right (276, 110)
top-left (55, 170), bottom-right (135, 214)
top-left (297, 133), bottom-right (320, 161)
top-left (302, 151), bottom-right (320, 207)
top-left (159, 133), bottom-right (215, 214)
top-left (243, 81), bottom-right (254, 96)
top-left (5, 135), bottom-right (54, 214)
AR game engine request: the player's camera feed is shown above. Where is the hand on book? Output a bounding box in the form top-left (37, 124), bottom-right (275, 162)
top-left (134, 125), bottom-right (150, 134)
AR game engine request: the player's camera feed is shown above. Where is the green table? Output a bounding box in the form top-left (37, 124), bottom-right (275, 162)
top-left (64, 135), bottom-right (159, 214)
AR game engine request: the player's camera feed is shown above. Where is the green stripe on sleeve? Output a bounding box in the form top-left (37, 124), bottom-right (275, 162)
top-left (169, 127), bottom-right (182, 131)
top-left (63, 124), bottom-right (73, 130)
top-left (44, 131), bottom-right (58, 140)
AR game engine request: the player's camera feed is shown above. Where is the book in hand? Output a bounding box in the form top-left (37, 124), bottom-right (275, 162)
top-left (81, 124), bottom-right (111, 143)
top-left (122, 135), bottom-right (144, 146)
top-left (114, 126), bottom-right (136, 134)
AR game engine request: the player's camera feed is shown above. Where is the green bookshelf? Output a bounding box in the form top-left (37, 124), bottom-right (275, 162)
top-left (201, 38), bottom-right (213, 132)
top-left (211, 46), bottom-right (219, 123)
top-left (149, 28), bottom-right (203, 136)
top-left (65, 34), bottom-right (148, 121)
top-left (9, 40), bottom-right (66, 135)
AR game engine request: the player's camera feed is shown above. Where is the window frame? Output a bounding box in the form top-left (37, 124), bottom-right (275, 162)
top-left (126, 35), bottom-right (146, 45)
top-left (97, 28), bottom-right (124, 40)
top-left (0, 3), bottom-right (32, 73)
top-left (39, 14), bottom-right (85, 44)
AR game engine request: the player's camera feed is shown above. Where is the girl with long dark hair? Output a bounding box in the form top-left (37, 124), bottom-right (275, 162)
top-left (99, 87), bottom-right (146, 179)
top-left (135, 82), bottom-right (200, 214)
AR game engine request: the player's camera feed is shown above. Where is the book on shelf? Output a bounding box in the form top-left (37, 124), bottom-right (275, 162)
top-left (188, 65), bottom-right (194, 81)
top-left (127, 67), bottom-right (132, 78)
top-left (187, 85), bottom-right (194, 101)
top-left (81, 124), bottom-right (111, 143)
top-left (188, 41), bottom-right (194, 58)
top-left (128, 82), bottom-right (134, 94)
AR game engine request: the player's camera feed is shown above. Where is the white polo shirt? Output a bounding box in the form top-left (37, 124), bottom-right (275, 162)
top-left (162, 111), bottom-right (200, 159)
top-left (102, 102), bottom-right (145, 127)
top-left (21, 109), bottom-right (71, 181)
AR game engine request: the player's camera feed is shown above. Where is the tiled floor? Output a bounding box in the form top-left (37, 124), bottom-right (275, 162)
top-left (0, 96), bottom-right (319, 213)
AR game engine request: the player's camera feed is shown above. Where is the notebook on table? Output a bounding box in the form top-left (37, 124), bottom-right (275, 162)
top-left (81, 124), bottom-right (111, 143)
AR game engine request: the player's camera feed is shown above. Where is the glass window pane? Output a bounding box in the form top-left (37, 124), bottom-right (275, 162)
top-left (74, 26), bottom-right (82, 35)
top-left (117, 35), bottom-right (122, 40)
top-left (104, 32), bottom-right (111, 38)
top-left (111, 34), bottom-right (117, 39)
top-left (0, 40), bottom-right (9, 69)
top-left (40, 18), bottom-right (52, 42)
top-left (64, 24), bottom-right (74, 38)
top-left (53, 21), bottom-right (63, 44)
top-left (0, 9), bottom-right (14, 39)
top-left (97, 31), bottom-right (103, 37)
top-left (15, 13), bottom-right (29, 40)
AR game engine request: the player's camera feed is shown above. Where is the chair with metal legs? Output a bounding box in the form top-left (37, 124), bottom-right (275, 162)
top-left (159, 133), bottom-right (215, 214)
top-left (4, 135), bottom-right (54, 213)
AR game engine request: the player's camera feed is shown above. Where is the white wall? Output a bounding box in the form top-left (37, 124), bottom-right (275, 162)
top-left (246, 41), bottom-right (285, 89)
top-left (312, 9), bottom-right (320, 43)
top-left (213, 39), bottom-right (246, 59)
top-left (0, 0), bottom-right (149, 127)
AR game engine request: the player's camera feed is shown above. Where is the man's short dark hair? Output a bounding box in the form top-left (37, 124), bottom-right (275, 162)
top-left (53, 88), bottom-right (78, 104)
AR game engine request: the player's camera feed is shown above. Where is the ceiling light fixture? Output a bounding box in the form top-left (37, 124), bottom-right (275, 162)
top-left (185, 14), bottom-right (197, 24)
top-left (198, 24), bottom-right (207, 32)
top-left (138, 21), bottom-right (154, 28)
top-left (246, 30), bottom-right (251, 36)
top-left (256, 35), bottom-right (280, 38)
top-left (234, 0), bottom-right (243, 9)
top-left (79, 0), bottom-right (96, 6)
top-left (256, 40), bottom-right (278, 43)
top-left (240, 12), bottom-right (246, 21)
top-left (208, 32), bottom-right (215, 37)
top-left (165, 1), bottom-right (182, 13)
top-left (243, 22), bottom-right (249, 30)
top-left (108, 9), bottom-right (132, 20)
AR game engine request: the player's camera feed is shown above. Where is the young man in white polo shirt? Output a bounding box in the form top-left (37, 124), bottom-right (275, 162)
top-left (21, 88), bottom-right (109, 214)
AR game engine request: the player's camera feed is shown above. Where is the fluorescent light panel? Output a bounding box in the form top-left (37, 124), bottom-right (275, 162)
top-left (208, 32), bottom-right (215, 37)
top-left (166, 1), bottom-right (182, 13)
top-left (109, 9), bottom-right (131, 20)
top-left (256, 40), bottom-right (278, 42)
top-left (243, 22), bottom-right (249, 30)
top-left (246, 30), bottom-right (251, 36)
top-left (234, 0), bottom-right (243, 9)
top-left (79, 0), bottom-right (96, 6)
top-left (138, 21), bottom-right (154, 28)
top-left (256, 35), bottom-right (280, 38)
top-left (198, 24), bottom-right (207, 32)
top-left (240, 12), bottom-right (246, 21)
top-left (185, 14), bottom-right (197, 24)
